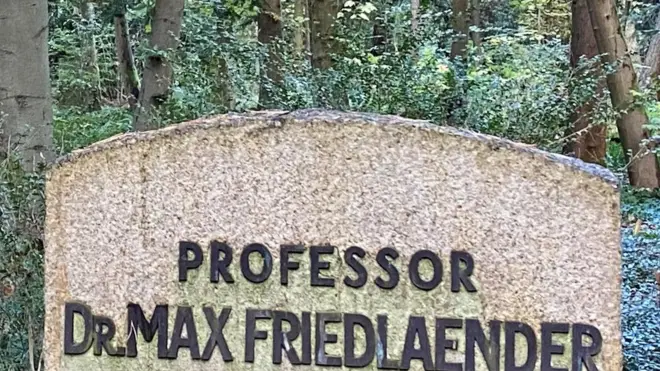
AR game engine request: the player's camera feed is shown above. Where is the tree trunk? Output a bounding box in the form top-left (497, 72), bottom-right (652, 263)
top-left (81, 2), bottom-right (101, 108)
top-left (411, 0), bottom-right (419, 32)
top-left (566, 0), bottom-right (607, 165)
top-left (639, 11), bottom-right (660, 90)
top-left (470, 0), bottom-right (481, 47)
top-left (0, 0), bottom-right (54, 168)
top-left (215, 56), bottom-right (233, 111)
top-left (211, 6), bottom-right (233, 111)
top-left (294, 0), bottom-right (306, 54)
top-left (258, 0), bottom-right (283, 108)
top-left (586, 0), bottom-right (660, 188)
top-left (114, 4), bottom-right (140, 105)
top-left (371, 16), bottom-right (387, 56)
top-left (305, 0), bottom-right (311, 59)
top-left (309, 0), bottom-right (340, 69)
top-left (450, 0), bottom-right (469, 59)
top-left (134, 0), bottom-right (185, 131)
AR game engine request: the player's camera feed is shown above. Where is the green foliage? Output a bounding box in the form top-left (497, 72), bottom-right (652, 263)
top-left (53, 106), bottom-right (133, 154)
top-left (509, 0), bottom-right (570, 39)
top-left (462, 33), bottom-right (574, 146)
top-left (48, 0), bottom-right (602, 148)
top-left (49, 2), bottom-right (117, 108)
top-left (0, 157), bottom-right (45, 370)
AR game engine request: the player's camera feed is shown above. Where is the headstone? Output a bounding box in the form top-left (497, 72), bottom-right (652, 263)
top-left (44, 110), bottom-right (622, 370)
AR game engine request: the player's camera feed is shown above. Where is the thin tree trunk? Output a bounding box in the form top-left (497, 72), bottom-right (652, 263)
top-left (81, 2), bottom-right (101, 108)
top-left (371, 16), bottom-right (387, 56)
top-left (114, 4), bottom-right (140, 105)
top-left (305, 0), bottom-right (311, 59)
top-left (566, 0), bottom-right (607, 164)
top-left (470, 0), bottom-right (481, 47)
top-left (411, 0), bottom-right (419, 32)
top-left (586, 0), bottom-right (660, 188)
top-left (134, 0), bottom-right (185, 131)
top-left (294, 0), bottom-right (306, 54)
top-left (215, 56), bottom-right (232, 110)
top-left (258, 0), bottom-right (283, 108)
top-left (214, 35), bottom-right (233, 111)
top-left (450, 0), bottom-right (469, 59)
top-left (212, 6), bottom-right (233, 110)
top-left (310, 0), bottom-right (340, 69)
top-left (0, 0), bottom-right (54, 167)
top-left (639, 11), bottom-right (660, 90)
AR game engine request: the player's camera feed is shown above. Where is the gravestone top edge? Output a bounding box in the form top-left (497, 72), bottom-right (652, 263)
top-left (49, 109), bottom-right (619, 187)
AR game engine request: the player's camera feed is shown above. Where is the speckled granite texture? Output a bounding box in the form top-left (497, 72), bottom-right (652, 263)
top-left (45, 110), bottom-right (621, 370)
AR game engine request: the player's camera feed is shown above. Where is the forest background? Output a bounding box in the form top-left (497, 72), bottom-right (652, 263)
top-left (0, 0), bottom-right (659, 369)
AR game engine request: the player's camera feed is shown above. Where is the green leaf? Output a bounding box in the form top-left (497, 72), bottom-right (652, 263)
top-left (361, 3), bottom-right (377, 13)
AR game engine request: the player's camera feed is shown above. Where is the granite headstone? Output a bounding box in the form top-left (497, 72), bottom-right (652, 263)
top-left (44, 110), bottom-right (622, 370)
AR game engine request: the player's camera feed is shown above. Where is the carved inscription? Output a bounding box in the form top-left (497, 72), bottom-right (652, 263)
top-left (63, 241), bottom-right (603, 370)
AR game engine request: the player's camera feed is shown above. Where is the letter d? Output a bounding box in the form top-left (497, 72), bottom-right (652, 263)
top-left (64, 302), bottom-right (94, 355)
top-left (504, 321), bottom-right (537, 371)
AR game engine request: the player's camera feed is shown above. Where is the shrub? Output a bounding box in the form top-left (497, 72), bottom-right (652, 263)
top-left (0, 157), bottom-right (45, 370)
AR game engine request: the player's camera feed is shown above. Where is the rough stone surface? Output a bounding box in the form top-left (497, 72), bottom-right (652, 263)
top-left (44, 110), bottom-right (622, 370)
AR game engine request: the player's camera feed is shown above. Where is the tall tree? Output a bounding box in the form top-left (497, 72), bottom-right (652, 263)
top-left (0, 0), bottom-right (54, 167)
top-left (566, 0), bottom-right (607, 164)
top-left (411, 0), bottom-right (419, 32)
top-left (114, 2), bottom-right (140, 105)
top-left (470, 0), bottom-right (481, 48)
top-left (372, 14), bottom-right (387, 56)
top-left (80, 1), bottom-right (101, 107)
top-left (310, 0), bottom-right (340, 69)
top-left (450, 0), bottom-right (469, 59)
top-left (258, 0), bottom-right (283, 108)
top-left (586, 0), bottom-right (660, 187)
top-left (134, 0), bottom-right (185, 131)
top-left (293, 0), bottom-right (307, 54)
top-left (211, 7), bottom-right (233, 111)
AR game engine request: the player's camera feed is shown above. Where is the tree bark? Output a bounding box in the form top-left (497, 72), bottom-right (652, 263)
top-left (305, 0), bottom-right (311, 59)
top-left (470, 0), bottom-right (481, 47)
top-left (411, 0), bottom-right (419, 32)
top-left (81, 2), bottom-right (101, 108)
top-left (293, 0), bottom-right (306, 54)
top-left (566, 0), bottom-right (607, 165)
top-left (211, 6), bottom-right (233, 110)
top-left (371, 16), bottom-right (387, 56)
top-left (586, 0), bottom-right (660, 188)
top-left (114, 4), bottom-right (140, 105)
top-left (258, 0), bottom-right (283, 108)
top-left (639, 11), bottom-right (660, 90)
top-left (309, 0), bottom-right (340, 69)
top-left (0, 0), bottom-right (54, 168)
top-left (134, 0), bottom-right (185, 131)
top-left (450, 0), bottom-right (469, 59)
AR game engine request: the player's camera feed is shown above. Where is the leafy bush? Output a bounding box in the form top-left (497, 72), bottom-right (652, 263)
top-left (54, 106), bottom-right (133, 154)
top-left (0, 158), bottom-right (45, 371)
